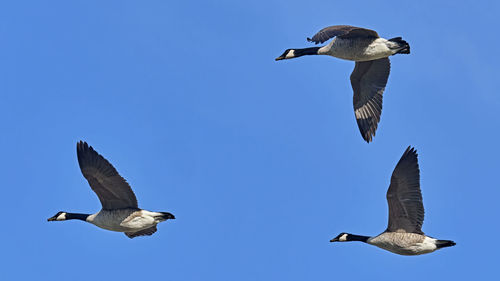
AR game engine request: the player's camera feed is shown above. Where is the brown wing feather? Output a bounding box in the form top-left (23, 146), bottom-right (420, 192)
top-left (77, 141), bottom-right (138, 210)
top-left (307, 25), bottom-right (379, 44)
top-left (125, 225), bottom-right (158, 239)
top-left (351, 58), bottom-right (390, 142)
top-left (386, 147), bottom-right (425, 234)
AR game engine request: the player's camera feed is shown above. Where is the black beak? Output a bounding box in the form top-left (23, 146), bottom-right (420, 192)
top-left (330, 238), bottom-right (339, 242)
top-left (47, 217), bottom-right (56, 222)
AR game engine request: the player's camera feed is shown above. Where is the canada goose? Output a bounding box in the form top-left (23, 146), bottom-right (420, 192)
top-left (47, 141), bottom-right (175, 238)
top-left (275, 25), bottom-right (410, 142)
top-left (330, 147), bottom-right (455, 255)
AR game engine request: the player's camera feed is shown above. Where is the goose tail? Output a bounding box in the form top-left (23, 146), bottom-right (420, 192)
top-left (436, 239), bottom-right (456, 249)
top-left (389, 37), bottom-right (410, 54)
top-left (160, 212), bottom-right (175, 220)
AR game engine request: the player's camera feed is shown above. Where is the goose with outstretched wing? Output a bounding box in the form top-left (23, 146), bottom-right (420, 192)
top-left (276, 25), bottom-right (410, 142)
top-left (330, 147), bottom-right (455, 255)
top-left (48, 141), bottom-right (175, 239)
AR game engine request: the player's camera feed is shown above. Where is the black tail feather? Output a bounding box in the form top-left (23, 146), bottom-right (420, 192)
top-left (389, 37), bottom-right (410, 54)
top-left (436, 240), bottom-right (456, 249)
top-left (160, 212), bottom-right (175, 220)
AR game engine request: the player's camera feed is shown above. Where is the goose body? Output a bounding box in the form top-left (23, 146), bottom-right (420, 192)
top-left (48, 141), bottom-right (175, 239)
top-left (88, 209), bottom-right (171, 233)
top-left (276, 25), bottom-right (410, 142)
top-left (319, 37), bottom-right (400, 61)
top-left (368, 233), bottom-right (442, 256)
top-left (330, 147), bottom-right (455, 255)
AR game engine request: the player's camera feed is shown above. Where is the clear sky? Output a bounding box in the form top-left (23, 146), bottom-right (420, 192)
top-left (1, 1), bottom-right (499, 280)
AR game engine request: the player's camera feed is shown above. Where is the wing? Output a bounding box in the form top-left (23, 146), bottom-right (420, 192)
top-left (125, 225), bottom-right (157, 239)
top-left (307, 25), bottom-right (379, 44)
top-left (351, 58), bottom-right (390, 142)
top-left (386, 146), bottom-right (424, 234)
top-left (77, 141), bottom-right (138, 210)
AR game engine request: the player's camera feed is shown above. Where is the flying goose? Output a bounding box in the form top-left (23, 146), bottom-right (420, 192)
top-left (48, 141), bottom-right (175, 238)
top-left (275, 25), bottom-right (410, 142)
top-left (330, 147), bottom-right (455, 255)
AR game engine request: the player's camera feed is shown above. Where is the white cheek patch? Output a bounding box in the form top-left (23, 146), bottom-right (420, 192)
top-left (57, 213), bottom-right (67, 221)
top-left (286, 50), bottom-right (296, 58)
top-left (339, 234), bottom-right (348, 242)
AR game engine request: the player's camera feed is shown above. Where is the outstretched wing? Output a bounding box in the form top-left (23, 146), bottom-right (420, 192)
top-left (307, 25), bottom-right (379, 44)
top-left (351, 58), bottom-right (390, 142)
top-left (77, 141), bottom-right (138, 210)
top-left (125, 225), bottom-right (158, 239)
top-left (386, 146), bottom-right (425, 234)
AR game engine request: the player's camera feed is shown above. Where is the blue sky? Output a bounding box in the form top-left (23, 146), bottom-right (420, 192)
top-left (1, 1), bottom-right (499, 280)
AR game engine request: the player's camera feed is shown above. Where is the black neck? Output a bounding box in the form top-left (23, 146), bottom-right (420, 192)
top-left (294, 47), bottom-right (321, 57)
top-left (346, 234), bottom-right (370, 243)
top-left (66, 213), bottom-right (90, 221)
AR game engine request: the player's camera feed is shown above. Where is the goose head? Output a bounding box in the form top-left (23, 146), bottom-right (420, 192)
top-left (330, 232), bottom-right (349, 242)
top-left (275, 49), bottom-right (296, 61)
top-left (275, 47), bottom-right (321, 61)
top-left (47, 211), bottom-right (67, 221)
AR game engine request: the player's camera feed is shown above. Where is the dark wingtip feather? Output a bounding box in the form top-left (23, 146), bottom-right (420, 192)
top-left (76, 140), bottom-right (95, 168)
top-left (76, 141), bottom-right (119, 178)
top-left (306, 37), bottom-right (321, 45)
top-left (403, 146), bottom-right (418, 158)
top-left (361, 128), bottom-right (374, 143)
top-left (77, 140), bottom-right (92, 156)
top-left (356, 116), bottom-right (377, 143)
top-left (76, 141), bottom-right (87, 166)
top-left (396, 146), bottom-right (420, 175)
